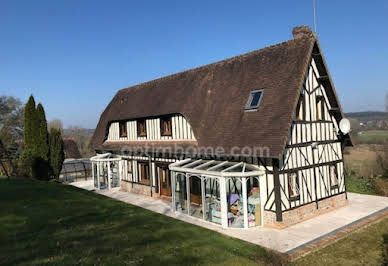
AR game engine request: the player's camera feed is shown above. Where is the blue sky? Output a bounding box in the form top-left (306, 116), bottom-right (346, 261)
top-left (1, 0), bottom-right (387, 128)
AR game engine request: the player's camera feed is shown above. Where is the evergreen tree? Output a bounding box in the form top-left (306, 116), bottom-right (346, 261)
top-left (36, 103), bottom-right (49, 160)
top-left (20, 96), bottom-right (50, 179)
top-left (23, 95), bottom-right (38, 155)
top-left (20, 95), bottom-right (38, 176)
top-left (49, 128), bottom-right (64, 179)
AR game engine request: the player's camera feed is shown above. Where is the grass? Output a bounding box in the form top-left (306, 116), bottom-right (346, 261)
top-left (345, 175), bottom-right (378, 195)
top-left (295, 217), bottom-right (388, 266)
top-left (358, 130), bottom-right (388, 144)
top-left (0, 178), bottom-right (286, 266)
top-left (2, 178), bottom-right (387, 266)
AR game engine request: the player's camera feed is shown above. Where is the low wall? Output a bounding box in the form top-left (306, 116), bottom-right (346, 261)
top-left (264, 193), bottom-right (348, 228)
top-left (120, 181), bottom-right (159, 197)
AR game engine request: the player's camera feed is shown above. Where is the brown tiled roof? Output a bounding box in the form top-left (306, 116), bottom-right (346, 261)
top-left (64, 138), bottom-right (82, 159)
top-left (91, 31), bottom-right (342, 158)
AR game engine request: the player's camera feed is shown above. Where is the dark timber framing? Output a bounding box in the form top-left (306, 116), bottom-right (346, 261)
top-left (92, 30), bottom-right (351, 227)
top-left (273, 159), bottom-right (282, 222)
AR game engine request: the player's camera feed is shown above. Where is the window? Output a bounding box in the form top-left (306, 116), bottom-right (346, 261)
top-left (330, 164), bottom-right (339, 188)
top-left (245, 89), bottom-right (264, 111)
top-left (160, 116), bottom-right (172, 136)
top-left (138, 162), bottom-right (150, 184)
top-left (119, 121), bottom-right (127, 138)
top-left (122, 159), bottom-right (132, 181)
top-left (316, 96), bottom-right (325, 120)
top-left (137, 119), bottom-right (147, 137)
top-left (288, 172), bottom-right (300, 200)
top-left (296, 96), bottom-right (305, 121)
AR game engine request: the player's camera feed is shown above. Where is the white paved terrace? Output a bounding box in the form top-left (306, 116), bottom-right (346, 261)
top-left (70, 180), bottom-right (388, 253)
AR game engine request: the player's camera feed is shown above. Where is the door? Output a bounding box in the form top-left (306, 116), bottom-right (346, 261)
top-left (158, 165), bottom-right (171, 196)
top-left (190, 176), bottom-right (202, 205)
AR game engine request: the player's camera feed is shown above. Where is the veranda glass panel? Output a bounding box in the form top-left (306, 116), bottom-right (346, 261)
top-left (247, 176), bottom-right (261, 227)
top-left (99, 162), bottom-right (109, 189)
top-left (174, 173), bottom-right (187, 214)
top-left (93, 163), bottom-right (98, 188)
top-left (226, 178), bottom-right (244, 228)
top-left (110, 161), bottom-right (120, 188)
top-left (189, 175), bottom-right (203, 219)
top-left (204, 177), bottom-right (221, 225)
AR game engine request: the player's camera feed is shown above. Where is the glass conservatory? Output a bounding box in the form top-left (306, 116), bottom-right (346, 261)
top-left (91, 153), bottom-right (121, 190)
top-left (169, 159), bottom-right (265, 229)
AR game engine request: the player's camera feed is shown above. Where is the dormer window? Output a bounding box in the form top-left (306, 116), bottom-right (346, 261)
top-left (137, 119), bottom-right (147, 137)
top-left (160, 116), bottom-right (172, 136)
top-left (245, 89), bottom-right (264, 111)
top-left (119, 121), bottom-right (127, 138)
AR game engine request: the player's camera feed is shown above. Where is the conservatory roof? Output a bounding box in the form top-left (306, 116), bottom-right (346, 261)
top-left (90, 153), bottom-right (122, 162)
top-left (169, 159), bottom-right (265, 178)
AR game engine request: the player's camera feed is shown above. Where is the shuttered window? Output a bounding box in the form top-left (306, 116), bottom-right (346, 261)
top-left (316, 96), bottom-right (325, 120)
top-left (137, 120), bottom-right (147, 137)
top-left (296, 95), bottom-right (305, 121)
top-left (330, 164), bottom-right (339, 188)
top-left (160, 116), bottom-right (172, 136)
top-left (119, 121), bottom-right (127, 138)
top-left (138, 162), bottom-right (150, 184)
top-left (288, 172), bottom-right (300, 200)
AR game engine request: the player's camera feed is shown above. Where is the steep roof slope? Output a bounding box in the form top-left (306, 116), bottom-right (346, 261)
top-left (64, 139), bottom-right (82, 159)
top-left (91, 34), bottom-right (317, 158)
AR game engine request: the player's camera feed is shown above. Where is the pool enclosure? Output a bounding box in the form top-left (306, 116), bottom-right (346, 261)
top-left (91, 153), bottom-right (121, 190)
top-left (169, 159), bottom-right (265, 229)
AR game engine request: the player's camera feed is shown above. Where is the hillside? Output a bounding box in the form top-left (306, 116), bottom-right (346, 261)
top-left (345, 111), bottom-right (388, 121)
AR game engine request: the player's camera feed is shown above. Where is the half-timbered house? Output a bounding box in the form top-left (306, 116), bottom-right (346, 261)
top-left (90, 26), bottom-right (352, 229)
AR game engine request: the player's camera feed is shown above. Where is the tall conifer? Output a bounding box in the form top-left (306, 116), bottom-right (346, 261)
top-left (36, 103), bottom-right (49, 160)
top-left (23, 95), bottom-right (38, 155)
top-left (49, 128), bottom-right (64, 179)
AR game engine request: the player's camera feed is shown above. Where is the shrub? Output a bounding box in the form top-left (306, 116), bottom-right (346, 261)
top-left (31, 157), bottom-right (50, 181)
top-left (382, 169), bottom-right (388, 180)
top-left (345, 175), bottom-right (377, 195)
top-left (375, 178), bottom-right (388, 197)
top-left (18, 149), bottom-right (34, 177)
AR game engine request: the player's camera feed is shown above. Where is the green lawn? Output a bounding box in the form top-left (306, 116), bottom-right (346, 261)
top-left (2, 178), bottom-right (387, 266)
top-left (358, 130), bottom-right (388, 144)
top-left (296, 217), bottom-right (388, 266)
top-left (0, 178), bottom-right (285, 266)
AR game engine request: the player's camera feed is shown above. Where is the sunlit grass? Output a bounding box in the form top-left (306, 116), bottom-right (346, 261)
top-left (295, 217), bottom-right (388, 266)
top-left (0, 178), bottom-right (285, 266)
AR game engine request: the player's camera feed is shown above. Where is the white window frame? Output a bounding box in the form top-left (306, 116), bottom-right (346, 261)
top-left (245, 89), bottom-right (264, 111)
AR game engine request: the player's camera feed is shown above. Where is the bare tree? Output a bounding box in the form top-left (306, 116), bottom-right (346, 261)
top-left (48, 119), bottom-right (63, 133)
top-left (0, 95), bottom-right (24, 152)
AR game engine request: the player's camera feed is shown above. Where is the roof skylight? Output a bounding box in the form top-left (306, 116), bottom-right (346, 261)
top-left (245, 89), bottom-right (264, 111)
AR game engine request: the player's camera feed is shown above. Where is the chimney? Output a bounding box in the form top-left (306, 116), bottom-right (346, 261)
top-left (292, 26), bottom-right (313, 39)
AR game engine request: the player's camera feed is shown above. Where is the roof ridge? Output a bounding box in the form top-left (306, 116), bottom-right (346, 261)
top-left (118, 36), bottom-right (315, 94)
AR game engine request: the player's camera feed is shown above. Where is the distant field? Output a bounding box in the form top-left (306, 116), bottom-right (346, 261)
top-left (344, 144), bottom-right (381, 178)
top-left (358, 130), bottom-right (388, 144)
top-left (344, 142), bottom-right (388, 196)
